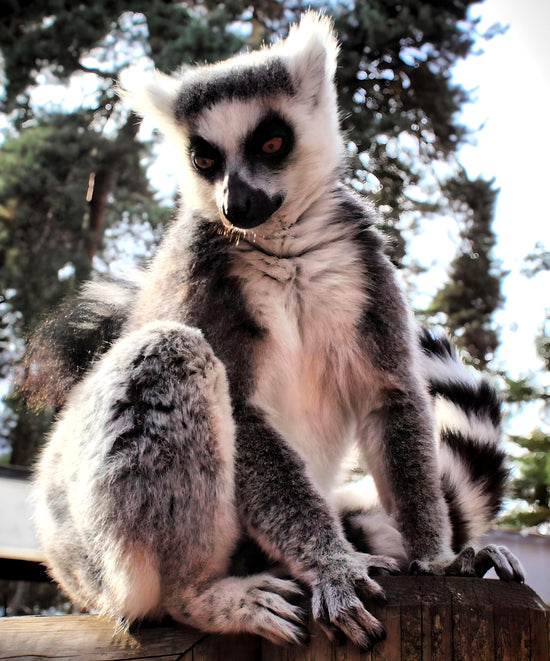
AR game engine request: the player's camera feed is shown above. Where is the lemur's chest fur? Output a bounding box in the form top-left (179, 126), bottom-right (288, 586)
top-left (230, 215), bottom-right (378, 492)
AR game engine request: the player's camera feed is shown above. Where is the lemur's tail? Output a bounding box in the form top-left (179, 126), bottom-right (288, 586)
top-left (418, 327), bottom-right (508, 552)
top-left (22, 272), bottom-right (141, 411)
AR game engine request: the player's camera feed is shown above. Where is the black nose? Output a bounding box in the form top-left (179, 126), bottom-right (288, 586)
top-left (222, 172), bottom-right (283, 229)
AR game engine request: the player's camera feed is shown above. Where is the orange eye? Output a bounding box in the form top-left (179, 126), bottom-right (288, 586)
top-left (194, 155), bottom-right (216, 170)
top-left (262, 137), bottom-right (283, 154)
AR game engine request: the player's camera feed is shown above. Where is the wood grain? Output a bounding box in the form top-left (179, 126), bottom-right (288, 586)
top-left (0, 577), bottom-right (547, 661)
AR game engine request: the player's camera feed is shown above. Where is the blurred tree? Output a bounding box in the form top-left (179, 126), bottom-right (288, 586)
top-left (0, 111), bottom-right (159, 464)
top-left (0, 0), bottom-right (504, 463)
top-left (499, 429), bottom-right (550, 530)
top-left (499, 254), bottom-right (549, 531)
top-left (333, 0), bottom-right (484, 263)
top-left (522, 241), bottom-right (550, 279)
top-left (430, 175), bottom-right (504, 367)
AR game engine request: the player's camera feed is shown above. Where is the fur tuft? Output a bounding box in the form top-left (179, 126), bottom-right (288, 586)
top-left (279, 11), bottom-right (339, 102)
top-left (22, 273), bottom-right (141, 410)
top-left (118, 68), bottom-right (181, 125)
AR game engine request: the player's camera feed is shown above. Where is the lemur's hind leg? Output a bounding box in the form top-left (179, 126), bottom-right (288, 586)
top-left (34, 322), bottom-right (306, 644)
top-left (167, 573), bottom-right (306, 644)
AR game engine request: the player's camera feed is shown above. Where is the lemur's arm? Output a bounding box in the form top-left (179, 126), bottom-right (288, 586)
top-left (233, 402), bottom-right (398, 651)
top-left (353, 217), bottom-right (454, 568)
top-left (360, 382), bottom-right (454, 566)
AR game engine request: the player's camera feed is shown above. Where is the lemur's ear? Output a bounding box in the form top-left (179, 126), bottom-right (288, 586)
top-left (118, 68), bottom-right (181, 132)
top-left (279, 12), bottom-right (339, 105)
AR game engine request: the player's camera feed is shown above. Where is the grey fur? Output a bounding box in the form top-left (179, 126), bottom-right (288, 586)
top-left (174, 58), bottom-right (295, 120)
top-left (32, 12), bottom-right (522, 652)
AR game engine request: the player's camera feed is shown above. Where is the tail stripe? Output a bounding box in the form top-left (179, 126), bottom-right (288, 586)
top-left (428, 380), bottom-right (501, 427)
top-left (440, 429), bottom-right (507, 517)
top-left (442, 481), bottom-right (470, 553)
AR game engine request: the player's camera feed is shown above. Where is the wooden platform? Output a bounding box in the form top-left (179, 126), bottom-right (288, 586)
top-left (0, 576), bottom-right (548, 660)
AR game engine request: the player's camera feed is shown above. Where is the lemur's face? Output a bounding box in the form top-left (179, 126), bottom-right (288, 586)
top-left (123, 13), bottom-right (343, 232)
top-left (188, 110), bottom-right (294, 230)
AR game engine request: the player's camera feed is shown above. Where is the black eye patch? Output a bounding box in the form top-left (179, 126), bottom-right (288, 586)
top-left (189, 136), bottom-right (224, 180)
top-left (245, 114), bottom-right (294, 168)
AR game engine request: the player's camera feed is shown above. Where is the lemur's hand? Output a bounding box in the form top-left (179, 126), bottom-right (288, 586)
top-left (311, 551), bottom-right (400, 651)
top-left (409, 545), bottom-right (524, 582)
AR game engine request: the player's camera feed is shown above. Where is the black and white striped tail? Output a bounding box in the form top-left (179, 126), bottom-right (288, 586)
top-left (419, 327), bottom-right (508, 552)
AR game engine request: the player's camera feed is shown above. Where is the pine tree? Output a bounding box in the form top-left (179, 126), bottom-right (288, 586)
top-left (0, 110), bottom-right (159, 464)
top-left (499, 430), bottom-right (550, 530)
top-left (431, 175), bottom-right (504, 367)
top-left (499, 255), bottom-right (550, 531)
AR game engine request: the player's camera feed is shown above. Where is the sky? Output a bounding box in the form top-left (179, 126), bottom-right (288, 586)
top-left (410, 0), bottom-right (550, 434)
top-left (459, 0), bottom-right (550, 429)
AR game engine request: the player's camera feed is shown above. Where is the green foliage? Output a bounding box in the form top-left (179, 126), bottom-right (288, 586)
top-left (500, 318), bottom-right (550, 531)
top-left (0, 111), bottom-right (151, 332)
top-left (333, 0), bottom-right (481, 263)
top-left (430, 175), bottom-right (503, 367)
top-left (503, 375), bottom-right (543, 405)
top-left (499, 430), bottom-right (550, 530)
top-left (0, 1), bottom-right (247, 124)
top-left (522, 241), bottom-right (550, 278)
top-left (0, 109), bottom-right (158, 464)
top-left (535, 317), bottom-right (550, 373)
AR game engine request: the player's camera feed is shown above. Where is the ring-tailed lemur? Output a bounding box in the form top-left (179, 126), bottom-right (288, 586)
top-left (29, 12), bottom-right (523, 651)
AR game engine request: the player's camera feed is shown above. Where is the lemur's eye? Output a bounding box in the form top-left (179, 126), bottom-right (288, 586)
top-left (246, 114), bottom-right (294, 167)
top-left (189, 136), bottom-right (223, 177)
top-left (262, 137), bottom-right (283, 154)
top-left (193, 155), bottom-right (216, 171)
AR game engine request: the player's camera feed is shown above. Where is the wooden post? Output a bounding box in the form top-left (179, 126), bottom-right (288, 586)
top-left (0, 577), bottom-right (548, 661)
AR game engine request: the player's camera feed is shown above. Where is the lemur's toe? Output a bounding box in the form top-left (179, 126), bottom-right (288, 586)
top-left (474, 545), bottom-right (525, 582)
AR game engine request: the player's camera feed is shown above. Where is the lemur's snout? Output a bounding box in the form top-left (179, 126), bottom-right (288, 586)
top-left (222, 172), bottom-right (282, 229)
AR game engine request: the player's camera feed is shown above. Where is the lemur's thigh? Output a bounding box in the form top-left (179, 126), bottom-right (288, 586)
top-left (34, 321), bottom-right (238, 621)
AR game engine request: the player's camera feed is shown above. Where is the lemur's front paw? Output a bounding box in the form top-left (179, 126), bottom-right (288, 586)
top-left (312, 552), bottom-right (400, 651)
top-left (409, 545), bottom-right (524, 582)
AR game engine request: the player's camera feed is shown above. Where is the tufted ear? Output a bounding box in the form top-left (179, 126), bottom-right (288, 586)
top-left (279, 12), bottom-right (339, 105)
top-left (118, 68), bottom-right (182, 134)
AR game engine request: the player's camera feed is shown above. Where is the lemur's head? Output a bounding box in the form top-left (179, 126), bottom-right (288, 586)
top-left (121, 12), bottom-right (343, 232)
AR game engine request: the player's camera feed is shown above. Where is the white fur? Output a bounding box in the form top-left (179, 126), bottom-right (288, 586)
top-left (332, 475), bottom-right (380, 512)
top-left (231, 195), bottom-right (376, 494)
top-left (438, 444), bottom-right (492, 542)
top-left (434, 396), bottom-right (499, 446)
top-left (419, 348), bottom-right (481, 390)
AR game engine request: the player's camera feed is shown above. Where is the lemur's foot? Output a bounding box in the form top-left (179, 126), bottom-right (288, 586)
top-left (238, 575), bottom-right (309, 645)
top-left (170, 574), bottom-right (308, 646)
top-left (312, 552), bottom-right (400, 651)
top-left (409, 545), bottom-right (524, 582)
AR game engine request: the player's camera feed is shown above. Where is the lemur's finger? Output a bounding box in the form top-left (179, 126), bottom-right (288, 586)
top-left (446, 547), bottom-right (476, 577)
top-left (474, 545), bottom-right (512, 580)
top-left (331, 601), bottom-right (386, 652)
top-left (365, 554), bottom-right (401, 575)
top-left (257, 576), bottom-right (305, 600)
top-left (498, 546), bottom-right (525, 583)
top-left (355, 576), bottom-right (387, 603)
